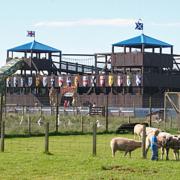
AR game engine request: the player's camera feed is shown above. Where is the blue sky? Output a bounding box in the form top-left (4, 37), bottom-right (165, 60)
top-left (0, 0), bottom-right (180, 66)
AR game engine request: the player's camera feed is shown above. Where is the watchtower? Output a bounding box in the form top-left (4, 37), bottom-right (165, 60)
top-left (111, 33), bottom-right (180, 107)
top-left (7, 40), bottom-right (62, 75)
top-left (5, 40), bottom-right (61, 106)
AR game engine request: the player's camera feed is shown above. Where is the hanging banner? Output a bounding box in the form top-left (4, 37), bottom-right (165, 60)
top-left (136, 74), bottom-right (141, 86)
top-left (83, 76), bottom-right (88, 87)
top-left (28, 77), bottom-right (33, 87)
top-left (91, 76), bottom-right (96, 87)
top-left (36, 76), bottom-right (41, 87)
top-left (61, 86), bottom-right (76, 95)
top-left (126, 74), bottom-right (131, 86)
top-left (108, 74), bottom-right (114, 87)
top-left (117, 75), bottom-right (123, 86)
top-left (74, 75), bottom-right (79, 87)
top-left (100, 75), bottom-right (105, 87)
top-left (6, 77), bottom-right (10, 87)
top-left (50, 76), bottom-right (55, 87)
top-left (58, 76), bottom-right (64, 87)
top-left (20, 77), bottom-right (24, 87)
top-left (66, 77), bottom-right (72, 87)
top-left (43, 76), bottom-right (48, 87)
top-left (13, 76), bottom-right (18, 87)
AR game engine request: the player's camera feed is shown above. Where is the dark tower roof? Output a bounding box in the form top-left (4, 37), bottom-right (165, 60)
top-left (8, 40), bottom-right (61, 53)
top-left (112, 34), bottom-right (172, 48)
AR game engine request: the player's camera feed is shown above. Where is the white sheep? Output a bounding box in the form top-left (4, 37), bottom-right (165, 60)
top-left (146, 127), bottom-right (160, 136)
top-left (110, 137), bottom-right (142, 158)
top-left (134, 124), bottom-right (160, 140)
top-left (134, 124), bottom-right (143, 140)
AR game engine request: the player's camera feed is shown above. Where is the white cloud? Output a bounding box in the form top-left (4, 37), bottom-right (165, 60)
top-left (151, 22), bottom-right (180, 27)
top-left (33, 18), bottom-right (135, 27)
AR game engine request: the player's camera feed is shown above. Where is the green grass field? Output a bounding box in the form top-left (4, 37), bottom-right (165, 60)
top-left (0, 134), bottom-right (180, 180)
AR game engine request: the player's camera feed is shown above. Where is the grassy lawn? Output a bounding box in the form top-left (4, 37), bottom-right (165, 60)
top-left (0, 134), bottom-right (180, 180)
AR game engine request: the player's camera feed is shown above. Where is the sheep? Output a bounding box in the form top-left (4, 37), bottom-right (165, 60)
top-left (145, 131), bottom-right (174, 160)
top-left (134, 124), bottom-right (143, 140)
top-left (145, 129), bottom-right (162, 156)
top-left (146, 127), bottom-right (159, 136)
top-left (134, 124), bottom-right (160, 140)
top-left (164, 135), bottom-right (180, 160)
top-left (110, 137), bottom-right (142, 158)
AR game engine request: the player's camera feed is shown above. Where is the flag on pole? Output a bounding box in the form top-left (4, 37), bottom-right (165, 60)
top-left (135, 19), bottom-right (143, 30)
top-left (27, 31), bottom-right (35, 37)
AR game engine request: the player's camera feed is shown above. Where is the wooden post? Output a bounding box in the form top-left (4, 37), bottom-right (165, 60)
top-left (142, 125), bottom-right (146, 158)
top-left (92, 122), bottom-right (97, 156)
top-left (45, 122), bottom-right (49, 154)
top-left (55, 90), bottom-right (59, 133)
top-left (40, 105), bottom-right (42, 119)
top-left (59, 51), bottom-right (62, 73)
top-left (28, 115), bottom-right (31, 136)
top-left (1, 121), bottom-right (5, 152)
top-left (22, 105), bottom-right (25, 120)
top-left (4, 85), bottom-right (6, 118)
top-left (128, 116), bottom-right (131, 123)
top-left (149, 96), bottom-right (152, 127)
top-left (105, 95), bottom-right (109, 132)
top-left (0, 93), bottom-right (3, 135)
top-left (81, 115), bottom-right (84, 133)
top-left (170, 116), bottom-right (172, 128)
top-left (164, 93), bottom-right (167, 129)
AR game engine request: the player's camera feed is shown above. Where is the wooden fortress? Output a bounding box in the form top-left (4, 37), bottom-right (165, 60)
top-left (5, 34), bottom-right (180, 108)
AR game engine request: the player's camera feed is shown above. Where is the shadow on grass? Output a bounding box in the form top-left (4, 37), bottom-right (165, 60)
top-left (43, 152), bottom-right (54, 155)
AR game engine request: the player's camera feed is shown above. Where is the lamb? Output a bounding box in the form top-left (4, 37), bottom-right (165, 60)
top-left (110, 137), bottom-right (142, 158)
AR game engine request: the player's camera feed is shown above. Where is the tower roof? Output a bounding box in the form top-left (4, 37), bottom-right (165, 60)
top-left (113, 34), bottom-right (172, 48)
top-left (8, 40), bottom-right (60, 53)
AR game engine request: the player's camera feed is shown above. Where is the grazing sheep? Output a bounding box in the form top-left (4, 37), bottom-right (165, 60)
top-left (110, 137), bottom-right (141, 158)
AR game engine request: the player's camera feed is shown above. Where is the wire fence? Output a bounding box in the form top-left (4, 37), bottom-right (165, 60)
top-left (1, 104), bottom-right (180, 135)
top-left (0, 102), bottom-right (180, 156)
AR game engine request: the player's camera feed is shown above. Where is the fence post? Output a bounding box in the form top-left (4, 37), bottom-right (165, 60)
top-left (55, 91), bottom-right (59, 133)
top-left (170, 116), bottom-right (172, 128)
top-left (0, 93), bottom-right (3, 135)
top-left (105, 95), bottom-right (109, 132)
top-left (149, 96), bottom-right (152, 127)
top-left (164, 93), bottom-right (167, 129)
top-left (128, 116), bottom-right (131, 123)
top-left (1, 121), bottom-right (5, 152)
top-left (142, 125), bottom-right (146, 159)
top-left (28, 115), bottom-right (31, 136)
top-left (81, 115), bottom-right (84, 133)
top-left (45, 122), bottom-right (49, 154)
top-left (92, 122), bottom-right (97, 156)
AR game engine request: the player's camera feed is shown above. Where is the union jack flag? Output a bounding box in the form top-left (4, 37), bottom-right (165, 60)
top-left (27, 31), bottom-right (35, 37)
